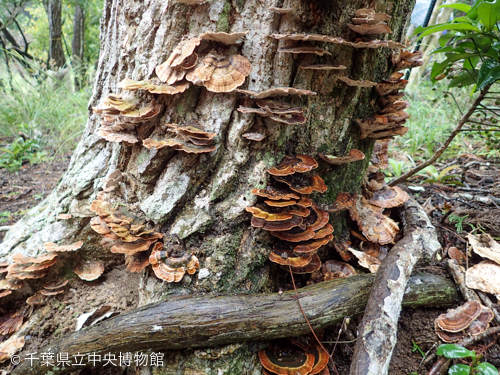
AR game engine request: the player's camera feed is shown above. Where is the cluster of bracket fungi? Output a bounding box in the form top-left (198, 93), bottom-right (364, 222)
top-left (247, 155), bottom-right (333, 275)
top-left (88, 172), bottom-right (199, 282)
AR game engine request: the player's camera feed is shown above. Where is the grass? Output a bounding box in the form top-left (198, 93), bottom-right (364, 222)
top-left (388, 81), bottom-right (498, 177)
top-left (0, 72), bottom-right (91, 170)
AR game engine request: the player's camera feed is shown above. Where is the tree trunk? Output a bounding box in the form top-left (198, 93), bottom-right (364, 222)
top-left (72, 3), bottom-right (86, 90)
top-left (1, 0), bottom-right (416, 373)
top-left (44, 0), bottom-right (66, 68)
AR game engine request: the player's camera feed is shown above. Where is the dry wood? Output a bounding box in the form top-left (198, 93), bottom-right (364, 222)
top-left (350, 197), bottom-right (441, 375)
top-left (12, 273), bottom-right (458, 375)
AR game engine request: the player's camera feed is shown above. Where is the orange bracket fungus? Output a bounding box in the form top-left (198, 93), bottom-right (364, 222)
top-left (267, 155), bottom-right (318, 176)
top-left (248, 155), bottom-right (334, 275)
top-left (149, 242), bottom-right (199, 283)
top-left (337, 76), bottom-right (377, 88)
top-left (370, 139), bottom-right (390, 169)
top-left (393, 50), bottom-right (423, 71)
top-left (348, 8), bottom-right (392, 35)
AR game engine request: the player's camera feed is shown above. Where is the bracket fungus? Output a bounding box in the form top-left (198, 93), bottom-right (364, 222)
top-left (149, 242), bottom-right (199, 282)
top-left (434, 301), bottom-right (494, 342)
top-left (7, 253), bottom-right (58, 281)
top-left (0, 336), bottom-right (25, 363)
top-left (93, 95), bottom-right (162, 144)
top-left (368, 186), bottom-right (409, 208)
top-left (300, 64), bottom-right (346, 71)
top-left (186, 52), bottom-right (251, 92)
top-left (267, 155), bottom-right (318, 176)
top-left (236, 87), bottom-right (317, 99)
top-left (74, 260), bottom-right (105, 281)
top-left (199, 31), bottom-right (248, 45)
top-left (268, 6), bottom-right (293, 13)
top-left (143, 122), bottom-right (216, 154)
top-left (248, 155), bottom-right (333, 274)
top-left (318, 149), bottom-right (365, 165)
top-left (349, 196), bottom-right (399, 245)
top-left (278, 46), bottom-right (332, 56)
top-left (259, 340), bottom-right (329, 375)
top-left (118, 77), bottom-right (190, 95)
top-left (242, 132), bottom-right (265, 141)
top-left (90, 195), bottom-right (163, 273)
top-left (393, 50), bottom-right (423, 71)
top-left (43, 241), bottom-right (83, 252)
top-left (270, 33), bottom-right (405, 49)
top-left (238, 105), bottom-right (306, 125)
top-left (337, 76), bottom-right (377, 88)
top-left (370, 139), bottom-right (390, 169)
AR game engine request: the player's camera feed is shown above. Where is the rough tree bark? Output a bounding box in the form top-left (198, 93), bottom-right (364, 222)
top-left (43, 0), bottom-right (66, 68)
top-left (1, 0), bottom-right (417, 373)
top-left (72, 3), bottom-right (86, 90)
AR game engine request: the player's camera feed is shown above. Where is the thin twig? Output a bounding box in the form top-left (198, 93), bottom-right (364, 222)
top-left (389, 86), bottom-right (491, 186)
top-left (287, 262), bottom-right (340, 375)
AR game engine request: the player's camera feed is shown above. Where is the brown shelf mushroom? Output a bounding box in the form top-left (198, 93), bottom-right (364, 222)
top-left (74, 260), bottom-right (105, 281)
top-left (370, 139), bottom-right (390, 169)
top-left (235, 87), bottom-right (317, 98)
top-left (368, 186), bottom-right (409, 208)
top-left (44, 241), bottom-right (83, 252)
top-left (270, 226), bottom-right (316, 242)
top-left (269, 247), bottom-right (313, 267)
top-left (300, 64), bottom-right (346, 70)
top-left (268, 6), bottom-right (293, 13)
top-left (199, 31), bottom-right (248, 45)
top-left (125, 251), bottom-right (151, 273)
top-left (267, 155), bottom-right (318, 176)
top-left (338, 76), bottom-right (377, 87)
top-left (242, 132), bottom-right (265, 141)
top-left (394, 50), bottom-right (423, 71)
top-left (349, 196), bottom-right (399, 245)
top-left (273, 174), bottom-right (327, 194)
top-left (251, 187), bottom-right (300, 201)
top-left (118, 77), bottom-right (189, 95)
top-left (347, 23), bottom-right (392, 35)
top-left (318, 149), bottom-right (365, 165)
top-left (187, 52), bottom-right (251, 92)
top-left (149, 242), bottom-right (199, 282)
top-left (435, 300), bottom-right (482, 333)
top-left (251, 216), bottom-right (304, 232)
top-left (278, 46), bottom-right (332, 56)
top-left (259, 343), bottom-right (315, 375)
top-left (284, 254), bottom-right (322, 274)
top-left (0, 336), bottom-right (25, 363)
top-left (143, 138), bottom-right (216, 153)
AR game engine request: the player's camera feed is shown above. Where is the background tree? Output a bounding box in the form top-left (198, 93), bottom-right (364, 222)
top-left (2, 0), bottom-right (418, 373)
top-left (42, 0), bottom-right (65, 68)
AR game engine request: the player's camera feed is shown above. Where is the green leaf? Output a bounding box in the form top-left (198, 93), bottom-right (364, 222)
top-left (477, 0), bottom-right (500, 31)
top-left (467, 0), bottom-right (487, 20)
top-left (439, 3), bottom-right (472, 12)
top-left (436, 344), bottom-right (476, 359)
top-left (475, 362), bottom-right (499, 375)
top-left (415, 23), bottom-right (481, 41)
top-left (439, 33), bottom-right (457, 47)
top-left (477, 59), bottom-right (500, 90)
top-left (463, 55), bottom-right (480, 70)
top-left (430, 45), bottom-right (465, 55)
top-left (449, 70), bottom-right (478, 87)
top-left (430, 53), bottom-right (480, 81)
top-left (449, 364), bottom-right (471, 375)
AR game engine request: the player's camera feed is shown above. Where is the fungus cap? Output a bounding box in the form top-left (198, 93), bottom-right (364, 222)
top-left (436, 301), bottom-right (483, 333)
top-left (259, 345), bottom-right (315, 375)
top-left (278, 46), bottom-right (332, 56)
top-left (267, 155), bottom-right (318, 176)
top-left (199, 31), bottom-right (248, 45)
top-left (44, 241), bottom-right (83, 252)
top-left (368, 186), bottom-right (409, 208)
top-left (235, 87), bottom-right (317, 99)
top-left (318, 149), bottom-right (365, 165)
top-left (338, 76), bottom-right (377, 87)
top-left (74, 260), bottom-right (105, 281)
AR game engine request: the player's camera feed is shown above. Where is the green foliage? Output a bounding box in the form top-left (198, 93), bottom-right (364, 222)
top-left (447, 213), bottom-right (470, 232)
top-left (0, 122), bottom-right (48, 172)
top-left (436, 344), bottom-right (499, 375)
top-left (0, 78), bottom-right (89, 161)
top-left (419, 164), bottom-right (463, 185)
top-left (388, 158), bottom-right (409, 178)
top-left (414, 0), bottom-right (500, 91)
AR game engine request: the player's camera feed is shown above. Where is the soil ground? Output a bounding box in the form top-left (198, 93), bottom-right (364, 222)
top-left (1, 154), bottom-right (499, 375)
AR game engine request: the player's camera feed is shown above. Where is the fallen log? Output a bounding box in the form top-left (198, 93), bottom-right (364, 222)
top-left (13, 272), bottom-right (458, 375)
top-left (350, 197), bottom-right (442, 375)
